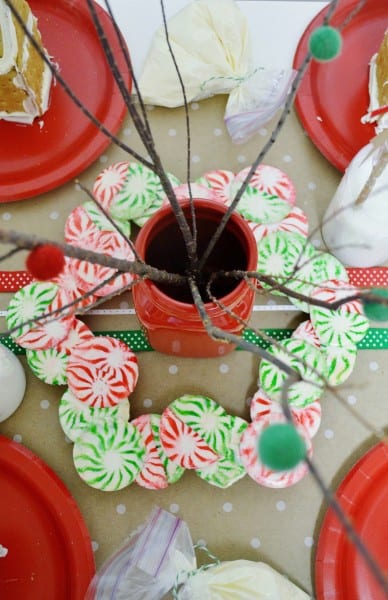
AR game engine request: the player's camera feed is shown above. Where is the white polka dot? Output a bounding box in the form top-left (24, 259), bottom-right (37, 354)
top-left (324, 429), bottom-right (334, 440)
top-left (217, 345), bottom-right (226, 356)
top-left (250, 537), bottom-right (261, 548)
top-left (143, 398), bottom-right (153, 408)
top-left (304, 536), bottom-right (314, 548)
top-left (2, 212), bottom-right (11, 221)
top-left (169, 365), bottom-right (178, 375)
top-left (123, 127), bottom-right (132, 136)
top-left (92, 541), bottom-right (99, 552)
top-left (312, 238), bottom-right (322, 248)
top-left (191, 102), bottom-right (200, 110)
top-left (369, 361), bottom-right (379, 372)
top-left (40, 400), bottom-right (50, 410)
top-left (49, 211), bottom-right (59, 220)
top-left (169, 503), bottom-right (180, 513)
top-left (13, 434), bottom-right (22, 443)
top-left (347, 394), bottom-right (357, 405)
top-left (213, 128), bottom-right (223, 136)
top-left (237, 154), bottom-right (246, 164)
top-left (282, 154), bottom-right (292, 163)
top-left (259, 128), bottom-right (268, 136)
top-left (192, 155), bottom-right (201, 163)
top-left (116, 504), bottom-right (126, 515)
top-left (119, 301), bottom-right (129, 309)
top-left (276, 500), bottom-right (286, 512)
top-left (308, 182), bottom-right (317, 191)
top-left (219, 363), bottom-right (229, 374)
top-left (99, 155), bottom-right (108, 163)
top-left (168, 128), bottom-right (177, 137)
top-left (223, 502), bottom-right (233, 513)
top-left (197, 538), bottom-right (207, 547)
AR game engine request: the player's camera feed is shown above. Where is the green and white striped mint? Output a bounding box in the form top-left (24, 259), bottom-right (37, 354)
top-left (109, 163), bottom-right (180, 222)
top-left (287, 252), bottom-right (348, 313)
top-left (196, 415), bottom-right (248, 488)
top-left (82, 201), bottom-right (131, 237)
top-left (132, 197), bottom-right (164, 228)
top-left (149, 413), bottom-right (185, 484)
top-left (7, 282), bottom-right (59, 339)
top-left (323, 344), bottom-right (358, 386)
top-left (310, 281), bottom-right (369, 347)
top-left (257, 232), bottom-right (316, 296)
top-left (26, 348), bottom-right (68, 386)
top-left (232, 183), bottom-right (291, 224)
top-left (259, 337), bottom-right (326, 407)
top-left (170, 394), bottom-right (232, 455)
top-left (59, 388), bottom-right (130, 443)
top-left (73, 418), bottom-right (144, 491)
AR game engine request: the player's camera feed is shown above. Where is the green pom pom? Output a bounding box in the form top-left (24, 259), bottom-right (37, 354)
top-left (258, 423), bottom-right (306, 471)
top-left (309, 26), bottom-right (342, 62)
top-left (363, 289), bottom-right (388, 322)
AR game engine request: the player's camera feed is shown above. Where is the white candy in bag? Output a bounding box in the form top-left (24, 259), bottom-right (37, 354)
top-left (138, 0), bottom-right (295, 143)
top-left (85, 507), bottom-right (311, 599)
top-left (176, 559), bottom-right (311, 599)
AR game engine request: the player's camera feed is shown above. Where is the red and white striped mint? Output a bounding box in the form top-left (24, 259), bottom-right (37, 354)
top-left (159, 407), bottom-right (219, 469)
top-left (92, 161), bottom-right (130, 209)
top-left (249, 206), bottom-right (308, 243)
top-left (51, 258), bottom-right (98, 310)
top-left (56, 319), bottom-right (94, 355)
top-left (236, 165), bottom-right (296, 206)
top-left (66, 363), bottom-right (131, 408)
top-left (310, 279), bottom-right (369, 347)
top-left (250, 388), bottom-right (321, 438)
top-left (239, 413), bottom-right (312, 488)
top-left (15, 288), bottom-right (75, 350)
top-left (196, 170), bottom-right (235, 205)
top-left (64, 206), bottom-right (101, 245)
top-left (292, 320), bottom-right (321, 349)
top-left (132, 414), bottom-right (169, 490)
top-left (71, 230), bottom-right (135, 298)
top-left (68, 336), bottom-right (139, 394)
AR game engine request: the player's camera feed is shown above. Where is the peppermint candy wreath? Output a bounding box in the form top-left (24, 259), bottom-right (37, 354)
top-left (6, 161), bottom-right (370, 492)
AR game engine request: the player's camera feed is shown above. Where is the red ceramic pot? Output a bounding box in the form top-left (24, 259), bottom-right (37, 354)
top-left (132, 199), bottom-right (258, 357)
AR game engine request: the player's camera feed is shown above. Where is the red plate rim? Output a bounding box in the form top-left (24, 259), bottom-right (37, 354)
top-left (315, 441), bottom-right (388, 599)
top-left (0, 0), bottom-right (131, 203)
top-left (0, 434), bottom-right (95, 598)
top-left (292, 0), bottom-right (387, 173)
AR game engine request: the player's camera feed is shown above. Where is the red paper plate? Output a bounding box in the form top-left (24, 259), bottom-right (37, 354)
top-left (315, 441), bottom-right (388, 599)
top-left (0, 435), bottom-right (95, 599)
top-left (0, 0), bottom-right (131, 203)
top-left (293, 0), bottom-right (388, 173)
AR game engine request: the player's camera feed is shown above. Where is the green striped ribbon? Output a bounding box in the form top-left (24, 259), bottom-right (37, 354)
top-left (2, 328), bottom-right (388, 355)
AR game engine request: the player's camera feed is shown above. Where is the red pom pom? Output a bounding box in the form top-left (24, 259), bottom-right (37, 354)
top-left (26, 245), bottom-right (65, 281)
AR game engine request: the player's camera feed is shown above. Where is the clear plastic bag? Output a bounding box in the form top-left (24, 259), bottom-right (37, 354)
top-left (224, 68), bottom-right (296, 144)
top-left (85, 506), bottom-right (196, 600)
